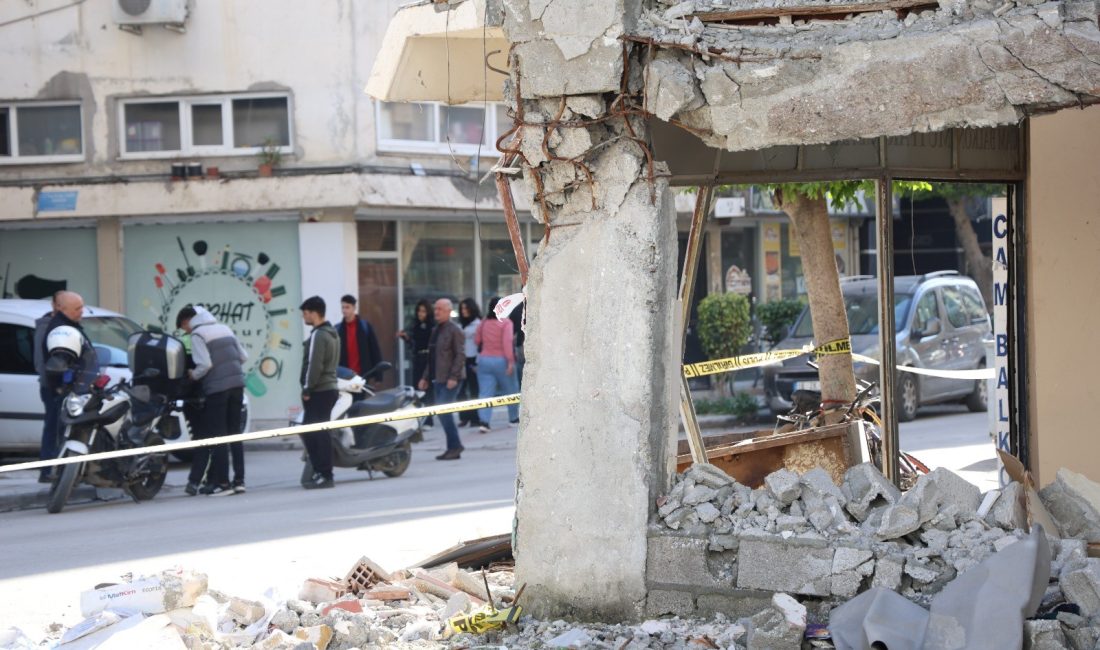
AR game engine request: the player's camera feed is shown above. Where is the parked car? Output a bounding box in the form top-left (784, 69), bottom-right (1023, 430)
top-left (763, 271), bottom-right (992, 421)
top-left (0, 299), bottom-right (248, 457)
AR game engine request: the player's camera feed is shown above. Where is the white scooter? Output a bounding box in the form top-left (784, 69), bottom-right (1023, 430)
top-left (293, 362), bottom-right (423, 483)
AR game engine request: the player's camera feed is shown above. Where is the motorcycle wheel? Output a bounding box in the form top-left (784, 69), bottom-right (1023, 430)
top-left (47, 452), bottom-right (82, 515)
top-left (129, 456), bottom-right (168, 501)
top-left (381, 441), bottom-right (412, 478)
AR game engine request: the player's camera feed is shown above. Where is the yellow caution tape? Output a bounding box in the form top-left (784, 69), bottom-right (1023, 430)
top-left (683, 338), bottom-right (851, 379)
top-left (447, 603), bottom-right (523, 634)
top-left (0, 394), bottom-right (522, 475)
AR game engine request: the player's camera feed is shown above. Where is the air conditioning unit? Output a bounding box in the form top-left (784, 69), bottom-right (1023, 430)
top-left (113, 0), bottom-right (188, 26)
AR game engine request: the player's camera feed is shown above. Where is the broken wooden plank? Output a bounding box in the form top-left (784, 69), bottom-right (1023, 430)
top-left (693, 0), bottom-right (937, 23)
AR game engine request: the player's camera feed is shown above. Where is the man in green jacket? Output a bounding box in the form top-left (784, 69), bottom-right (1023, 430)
top-left (299, 295), bottom-right (339, 489)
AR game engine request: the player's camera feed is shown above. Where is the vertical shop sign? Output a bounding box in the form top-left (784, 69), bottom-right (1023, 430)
top-left (991, 197), bottom-right (1010, 486)
top-left (763, 223), bottom-right (782, 302)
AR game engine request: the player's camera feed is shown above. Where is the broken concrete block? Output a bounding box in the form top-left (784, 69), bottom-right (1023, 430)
top-left (1064, 626), bottom-right (1100, 650)
top-left (548, 628), bottom-right (593, 648)
top-left (647, 535), bottom-right (718, 587)
top-left (764, 468), bottom-right (803, 506)
top-left (451, 569), bottom-right (491, 602)
top-left (1024, 619), bottom-right (1068, 650)
top-left (696, 501), bottom-right (721, 523)
top-left (875, 504), bottom-right (921, 540)
top-left (268, 609), bottom-right (299, 634)
top-left (1061, 559), bottom-right (1100, 618)
top-left (843, 463), bottom-right (901, 522)
top-left (872, 555), bottom-right (905, 591)
top-left (645, 589), bottom-right (695, 617)
top-left (986, 482), bottom-right (1028, 530)
top-left (228, 596), bottom-right (266, 626)
top-left (295, 624), bottom-right (334, 650)
top-left (776, 515), bottom-right (807, 533)
top-left (929, 467), bottom-right (982, 517)
top-left (683, 484), bottom-right (719, 506)
top-left (688, 463), bottom-right (735, 489)
top-left (737, 537), bottom-right (834, 596)
top-left (833, 547), bottom-right (874, 573)
top-left (298, 578), bottom-right (347, 604)
top-left (746, 593), bottom-right (806, 650)
top-left (801, 466), bottom-right (848, 505)
top-left (927, 503), bottom-right (961, 531)
top-left (440, 591), bottom-right (471, 621)
top-left (904, 559), bottom-right (941, 584)
top-left (644, 55), bottom-right (703, 121)
top-left (1040, 468), bottom-right (1100, 543)
top-left (899, 473), bottom-right (944, 525)
top-left (831, 571), bottom-right (864, 598)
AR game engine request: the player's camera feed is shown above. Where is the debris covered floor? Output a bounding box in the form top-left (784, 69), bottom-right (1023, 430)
top-left (4, 461), bottom-right (1100, 649)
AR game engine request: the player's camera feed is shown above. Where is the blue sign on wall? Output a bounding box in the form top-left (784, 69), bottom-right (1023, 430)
top-left (37, 191), bottom-right (79, 212)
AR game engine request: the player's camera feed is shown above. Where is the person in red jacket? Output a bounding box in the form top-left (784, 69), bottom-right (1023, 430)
top-left (336, 295), bottom-right (383, 386)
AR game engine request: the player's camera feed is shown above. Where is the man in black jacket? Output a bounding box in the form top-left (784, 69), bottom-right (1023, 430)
top-left (37, 291), bottom-right (97, 483)
top-left (336, 295), bottom-right (383, 385)
top-left (300, 296), bottom-right (340, 489)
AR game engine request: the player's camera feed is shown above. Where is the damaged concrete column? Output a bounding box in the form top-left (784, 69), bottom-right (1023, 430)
top-left (505, 0), bottom-right (679, 620)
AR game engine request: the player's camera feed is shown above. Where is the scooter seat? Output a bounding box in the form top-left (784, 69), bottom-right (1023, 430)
top-left (349, 392), bottom-right (404, 416)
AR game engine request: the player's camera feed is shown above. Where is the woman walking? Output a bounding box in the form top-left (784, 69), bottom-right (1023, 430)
top-left (474, 296), bottom-right (520, 432)
top-left (457, 298), bottom-right (482, 426)
top-left (398, 299), bottom-right (435, 427)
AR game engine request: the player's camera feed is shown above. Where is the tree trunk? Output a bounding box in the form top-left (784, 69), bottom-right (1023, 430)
top-left (946, 197), bottom-right (993, 310)
top-left (777, 190), bottom-right (856, 421)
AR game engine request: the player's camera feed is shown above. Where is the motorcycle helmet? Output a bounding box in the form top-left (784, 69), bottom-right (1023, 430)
top-left (46, 325), bottom-right (83, 362)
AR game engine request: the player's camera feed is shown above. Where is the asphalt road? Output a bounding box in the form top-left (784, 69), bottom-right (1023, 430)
top-left (0, 406), bottom-right (995, 641)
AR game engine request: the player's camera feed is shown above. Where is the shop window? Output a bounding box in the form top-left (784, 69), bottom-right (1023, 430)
top-left (401, 222), bottom-right (475, 319)
top-left (0, 102), bottom-right (84, 163)
top-left (480, 224), bottom-right (523, 306)
top-left (120, 93), bottom-right (293, 157)
top-left (377, 101), bottom-right (509, 156)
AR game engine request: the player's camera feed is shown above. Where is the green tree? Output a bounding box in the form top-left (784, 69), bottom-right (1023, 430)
top-left (755, 181), bottom-right (929, 422)
top-left (756, 298), bottom-right (805, 346)
top-left (697, 293), bottom-right (752, 395)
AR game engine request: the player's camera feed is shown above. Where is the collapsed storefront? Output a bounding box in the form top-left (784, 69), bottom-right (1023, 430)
top-left (369, 0), bottom-right (1100, 622)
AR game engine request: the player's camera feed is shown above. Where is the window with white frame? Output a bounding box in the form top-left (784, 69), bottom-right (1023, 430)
top-left (0, 102), bottom-right (84, 164)
top-left (376, 101), bottom-right (512, 155)
top-left (119, 93), bottom-right (292, 158)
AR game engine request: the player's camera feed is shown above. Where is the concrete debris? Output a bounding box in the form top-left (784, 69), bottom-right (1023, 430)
top-left (843, 463), bottom-right (902, 522)
top-left (1061, 558), bottom-right (1100, 618)
top-left (1040, 468), bottom-right (1100, 543)
top-left (764, 468), bottom-right (803, 506)
top-left (746, 592), bottom-right (807, 650)
top-left (986, 481), bottom-right (1028, 530)
top-left (1025, 619), bottom-right (1068, 649)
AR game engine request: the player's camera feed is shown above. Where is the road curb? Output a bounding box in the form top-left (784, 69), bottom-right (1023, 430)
top-left (0, 483), bottom-right (98, 513)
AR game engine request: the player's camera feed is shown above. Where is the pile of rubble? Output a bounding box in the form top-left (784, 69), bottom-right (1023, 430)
top-left (653, 461), bottom-right (1100, 647)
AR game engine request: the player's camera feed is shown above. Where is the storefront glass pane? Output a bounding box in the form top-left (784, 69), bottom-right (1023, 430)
top-left (480, 224), bottom-right (524, 309)
top-left (401, 222), bottom-right (475, 322)
top-left (0, 228), bottom-right (98, 302)
top-left (357, 221), bottom-right (396, 252)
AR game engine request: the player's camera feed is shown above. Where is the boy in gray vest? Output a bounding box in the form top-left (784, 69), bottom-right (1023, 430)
top-left (177, 305), bottom-right (248, 496)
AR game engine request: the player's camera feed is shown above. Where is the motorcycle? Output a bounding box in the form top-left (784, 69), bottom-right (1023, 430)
top-left (46, 331), bottom-right (190, 514)
top-left (294, 362), bottom-right (422, 484)
top-left (46, 371), bottom-right (179, 514)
